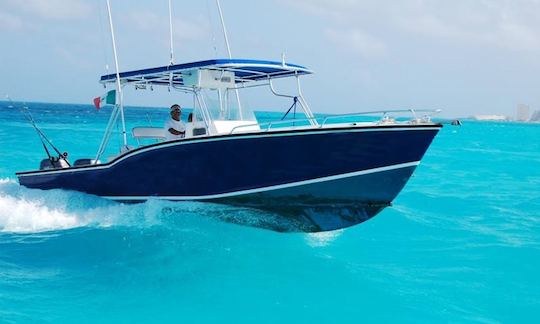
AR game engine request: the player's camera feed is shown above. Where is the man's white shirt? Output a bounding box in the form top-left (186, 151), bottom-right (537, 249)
top-left (164, 118), bottom-right (186, 141)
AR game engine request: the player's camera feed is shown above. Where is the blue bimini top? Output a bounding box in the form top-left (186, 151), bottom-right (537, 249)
top-left (99, 58), bottom-right (313, 86)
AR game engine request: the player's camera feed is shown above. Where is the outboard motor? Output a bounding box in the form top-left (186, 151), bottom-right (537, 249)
top-left (39, 152), bottom-right (70, 170)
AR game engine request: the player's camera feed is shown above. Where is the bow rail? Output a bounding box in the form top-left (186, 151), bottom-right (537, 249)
top-left (229, 109), bottom-right (441, 134)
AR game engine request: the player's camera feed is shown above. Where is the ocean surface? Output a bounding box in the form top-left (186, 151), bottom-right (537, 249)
top-left (0, 102), bottom-right (539, 323)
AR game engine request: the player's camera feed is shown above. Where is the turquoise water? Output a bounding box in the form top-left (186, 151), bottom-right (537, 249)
top-left (1, 102), bottom-right (539, 323)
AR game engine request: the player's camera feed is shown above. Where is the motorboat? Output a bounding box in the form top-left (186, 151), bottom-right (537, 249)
top-left (16, 2), bottom-right (442, 232)
top-left (16, 58), bottom-right (441, 231)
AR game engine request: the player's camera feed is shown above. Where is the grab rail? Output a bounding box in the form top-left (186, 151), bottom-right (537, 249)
top-left (229, 108), bottom-right (441, 134)
top-left (320, 109), bottom-right (441, 127)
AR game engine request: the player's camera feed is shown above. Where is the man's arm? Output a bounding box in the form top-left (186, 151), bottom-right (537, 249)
top-left (168, 128), bottom-right (185, 135)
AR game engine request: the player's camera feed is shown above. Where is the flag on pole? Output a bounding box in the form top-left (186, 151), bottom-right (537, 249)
top-left (93, 90), bottom-right (116, 110)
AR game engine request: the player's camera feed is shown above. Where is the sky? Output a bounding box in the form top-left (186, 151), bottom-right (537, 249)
top-left (1, 0), bottom-right (540, 118)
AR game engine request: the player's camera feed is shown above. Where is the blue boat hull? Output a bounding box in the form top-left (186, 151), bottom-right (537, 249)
top-left (17, 125), bottom-right (441, 231)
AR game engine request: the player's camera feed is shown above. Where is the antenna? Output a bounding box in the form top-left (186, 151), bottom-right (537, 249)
top-left (206, 0), bottom-right (218, 57)
top-left (216, 0), bottom-right (232, 58)
top-left (215, 0), bottom-right (242, 118)
top-left (97, 1), bottom-right (110, 75)
top-left (168, 0), bottom-right (175, 65)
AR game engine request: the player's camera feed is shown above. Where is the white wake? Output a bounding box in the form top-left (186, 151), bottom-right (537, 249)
top-left (0, 178), bottom-right (163, 233)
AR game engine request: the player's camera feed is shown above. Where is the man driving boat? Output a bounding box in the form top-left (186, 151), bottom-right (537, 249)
top-left (165, 104), bottom-right (186, 141)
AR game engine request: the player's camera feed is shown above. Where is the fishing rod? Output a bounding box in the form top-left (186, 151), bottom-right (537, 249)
top-left (5, 95), bottom-right (71, 167)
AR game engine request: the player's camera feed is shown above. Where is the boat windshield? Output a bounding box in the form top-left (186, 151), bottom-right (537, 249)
top-left (199, 88), bottom-right (256, 122)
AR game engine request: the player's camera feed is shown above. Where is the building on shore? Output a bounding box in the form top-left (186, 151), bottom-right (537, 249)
top-left (530, 110), bottom-right (540, 122)
top-left (516, 104), bottom-right (530, 121)
top-left (472, 115), bottom-right (509, 121)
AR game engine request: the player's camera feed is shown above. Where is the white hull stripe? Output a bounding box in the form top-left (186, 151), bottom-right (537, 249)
top-left (102, 161), bottom-right (420, 201)
top-left (18, 126), bottom-right (438, 177)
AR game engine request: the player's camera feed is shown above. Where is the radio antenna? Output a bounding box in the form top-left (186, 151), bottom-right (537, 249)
top-left (216, 0), bottom-right (232, 58)
top-left (215, 0), bottom-right (243, 118)
top-left (168, 0), bottom-right (175, 65)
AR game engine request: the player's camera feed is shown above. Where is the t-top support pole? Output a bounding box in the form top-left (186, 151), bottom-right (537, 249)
top-left (216, 0), bottom-right (243, 119)
top-left (106, 0), bottom-right (128, 150)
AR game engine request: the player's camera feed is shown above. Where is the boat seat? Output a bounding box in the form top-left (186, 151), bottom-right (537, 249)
top-left (132, 125), bottom-right (206, 146)
top-left (132, 127), bottom-right (166, 139)
top-left (132, 127), bottom-right (166, 146)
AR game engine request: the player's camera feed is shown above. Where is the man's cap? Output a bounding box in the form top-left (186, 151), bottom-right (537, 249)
top-left (170, 104), bottom-right (181, 112)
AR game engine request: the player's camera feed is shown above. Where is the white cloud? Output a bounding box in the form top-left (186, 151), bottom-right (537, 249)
top-left (496, 19), bottom-right (540, 51)
top-left (324, 28), bottom-right (387, 58)
top-left (54, 47), bottom-right (81, 67)
top-left (5, 0), bottom-right (92, 20)
top-left (282, 0), bottom-right (540, 52)
top-left (0, 12), bottom-right (25, 31)
top-left (125, 11), bottom-right (210, 42)
top-left (392, 1), bottom-right (540, 51)
top-left (282, 0), bottom-right (359, 20)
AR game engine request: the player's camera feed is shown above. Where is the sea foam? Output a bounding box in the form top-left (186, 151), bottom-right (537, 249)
top-left (0, 178), bottom-right (296, 234)
top-left (0, 178), bottom-right (164, 233)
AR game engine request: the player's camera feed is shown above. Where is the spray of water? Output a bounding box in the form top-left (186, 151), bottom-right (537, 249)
top-left (0, 178), bottom-right (165, 233)
top-left (0, 179), bottom-right (315, 235)
top-left (305, 230), bottom-right (344, 247)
